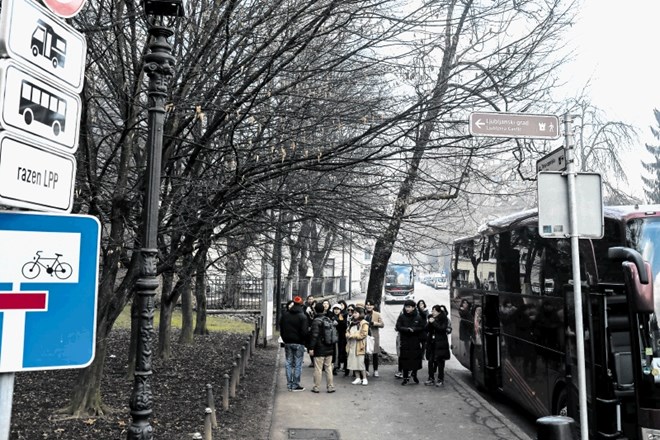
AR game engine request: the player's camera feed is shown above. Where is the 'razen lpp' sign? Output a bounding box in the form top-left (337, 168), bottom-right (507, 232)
top-left (0, 212), bottom-right (99, 372)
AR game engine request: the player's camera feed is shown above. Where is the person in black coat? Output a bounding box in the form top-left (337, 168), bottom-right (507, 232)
top-left (395, 299), bottom-right (425, 385)
top-left (279, 296), bottom-right (309, 391)
top-left (425, 304), bottom-right (451, 386)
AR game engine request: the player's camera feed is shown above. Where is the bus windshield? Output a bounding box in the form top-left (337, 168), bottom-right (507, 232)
top-left (385, 264), bottom-right (413, 287)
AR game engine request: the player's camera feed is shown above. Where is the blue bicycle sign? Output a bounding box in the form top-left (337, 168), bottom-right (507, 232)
top-left (21, 250), bottom-right (72, 280)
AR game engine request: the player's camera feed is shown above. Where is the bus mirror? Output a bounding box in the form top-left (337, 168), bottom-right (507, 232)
top-left (608, 247), bottom-right (649, 284)
top-left (622, 260), bottom-right (654, 313)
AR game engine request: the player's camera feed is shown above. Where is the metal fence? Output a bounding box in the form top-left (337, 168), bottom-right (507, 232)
top-left (207, 277), bottom-right (262, 310)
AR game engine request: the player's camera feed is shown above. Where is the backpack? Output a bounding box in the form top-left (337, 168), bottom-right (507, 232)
top-left (322, 317), bottom-right (338, 344)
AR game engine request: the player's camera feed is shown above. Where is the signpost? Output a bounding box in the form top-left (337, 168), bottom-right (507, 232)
top-left (469, 111), bottom-right (560, 139)
top-left (0, 211), bottom-right (100, 372)
top-left (536, 146), bottom-right (566, 173)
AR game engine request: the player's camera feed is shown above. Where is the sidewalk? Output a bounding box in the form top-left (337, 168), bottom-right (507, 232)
top-left (268, 294), bottom-right (533, 440)
top-left (268, 351), bottom-right (532, 440)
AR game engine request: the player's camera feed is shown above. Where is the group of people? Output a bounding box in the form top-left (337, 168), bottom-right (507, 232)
top-left (279, 294), bottom-right (450, 393)
top-left (395, 299), bottom-right (451, 386)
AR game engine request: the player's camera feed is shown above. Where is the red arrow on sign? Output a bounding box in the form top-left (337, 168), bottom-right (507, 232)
top-left (41, 0), bottom-right (87, 18)
top-left (0, 292), bottom-right (48, 310)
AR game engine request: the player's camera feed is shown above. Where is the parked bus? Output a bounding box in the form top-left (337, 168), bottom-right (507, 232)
top-left (19, 80), bottom-right (67, 136)
top-left (450, 205), bottom-right (660, 439)
top-left (383, 262), bottom-right (415, 303)
top-left (31, 20), bottom-right (67, 69)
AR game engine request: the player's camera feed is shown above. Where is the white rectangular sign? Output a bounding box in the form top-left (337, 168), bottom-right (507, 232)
top-left (0, 132), bottom-right (75, 212)
top-left (0, 60), bottom-right (81, 152)
top-left (538, 172), bottom-right (603, 239)
top-left (0, 0), bottom-right (86, 92)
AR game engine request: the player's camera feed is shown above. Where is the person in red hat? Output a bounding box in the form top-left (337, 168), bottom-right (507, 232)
top-left (279, 296), bottom-right (309, 391)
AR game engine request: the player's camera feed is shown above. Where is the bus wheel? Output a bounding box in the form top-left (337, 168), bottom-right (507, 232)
top-left (554, 387), bottom-right (567, 417)
top-left (52, 122), bottom-right (61, 136)
top-left (24, 110), bottom-right (33, 125)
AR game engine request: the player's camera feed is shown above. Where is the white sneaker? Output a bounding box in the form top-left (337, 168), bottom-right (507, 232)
top-left (362, 378), bottom-right (368, 385)
top-left (373, 371), bottom-right (379, 377)
top-left (351, 378), bottom-right (362, 385)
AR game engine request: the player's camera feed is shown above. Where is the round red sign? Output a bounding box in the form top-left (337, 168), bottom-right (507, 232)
top-left (42, 0), bottom-right (87, 18)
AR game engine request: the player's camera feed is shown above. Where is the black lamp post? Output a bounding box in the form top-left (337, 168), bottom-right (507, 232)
top-left (127, 2), bottom-right (184, 439)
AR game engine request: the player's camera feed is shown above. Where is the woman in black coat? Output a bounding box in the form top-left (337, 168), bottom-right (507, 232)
top-left (425, 304), bottom-right (451, 386)
top-left (395, 299), bottom-right (425, 385)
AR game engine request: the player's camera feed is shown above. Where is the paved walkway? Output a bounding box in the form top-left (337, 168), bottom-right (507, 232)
top-left (268, 294), bottom-right (533, 440)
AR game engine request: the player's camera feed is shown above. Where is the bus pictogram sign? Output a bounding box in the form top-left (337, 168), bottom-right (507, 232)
top-left (0, 60), bottom-right (81, 153)
top-left (0, 0), bottom-right (86, 92)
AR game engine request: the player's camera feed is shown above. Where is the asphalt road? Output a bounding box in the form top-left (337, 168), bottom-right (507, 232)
top-left (378, 283), bottom-right (538, 439)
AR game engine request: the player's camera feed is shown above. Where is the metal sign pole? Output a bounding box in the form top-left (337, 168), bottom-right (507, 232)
top-left (564, 113), bottom-right (589, 439)
top-left (0, 373), bottom-right (14, 440)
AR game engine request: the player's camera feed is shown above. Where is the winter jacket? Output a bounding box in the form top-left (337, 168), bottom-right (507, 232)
top-left (426, 312), bottom-right (451, 361)
top-left (279, 304), bottom-right (309, 345)
top-left (309, 316), bottom-right (336, 357)
top-left (395, 309), bottom-right (424, 370)
top-left (365, 310), bottom-right (384, 354)
top-left (346, 319), bottom-right (369, 356)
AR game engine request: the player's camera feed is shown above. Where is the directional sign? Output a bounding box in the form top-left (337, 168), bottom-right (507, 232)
top-left (537, 147), bottom-right (566, 173)
top-left (469, 112), bottom-right (560, 140)
top-left (0, 59), bottom-right (81, 152)
top-left (0, 132), bottom-right (75, 212)
top-left (0, 211), bottom-right (100, 372)
top-left (0, 0), bottom-right (86, 91)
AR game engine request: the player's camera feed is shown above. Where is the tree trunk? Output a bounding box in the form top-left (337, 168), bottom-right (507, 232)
top-left (194, 245), bottom-right (209, 335)
top-left (179, 253), bottom-right (194, 344)
top-left (366, 0), bottom-right (470, 307)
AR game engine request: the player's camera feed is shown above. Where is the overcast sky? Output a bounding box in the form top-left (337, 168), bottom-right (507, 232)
top-left (564, 1), bottom-right (660, 198)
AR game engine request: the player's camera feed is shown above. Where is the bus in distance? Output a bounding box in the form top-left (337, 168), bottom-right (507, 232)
top-left (450, 205), bottom-right (660, 439)
top-left (19, 80), bottom-right (67, 136)
top-left (383, 262), bottom-right (414, 304)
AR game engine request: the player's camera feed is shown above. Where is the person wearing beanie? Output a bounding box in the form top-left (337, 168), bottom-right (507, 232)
top-left (395, 300), bottom-right (424, 385)
top-left (279, 296), bottom-right (309, 392)
top-left (346, 306), bottom-right (370, 385)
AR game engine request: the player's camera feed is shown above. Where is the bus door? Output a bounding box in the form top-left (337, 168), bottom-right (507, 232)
top-left (482, 293), bottom-right (501, 389)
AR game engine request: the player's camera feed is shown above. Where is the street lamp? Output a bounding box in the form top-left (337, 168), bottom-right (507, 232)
top-left (127, 1), bottom-right (184, 439)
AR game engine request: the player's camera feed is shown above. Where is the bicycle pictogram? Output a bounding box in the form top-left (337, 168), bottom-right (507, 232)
top-left (21, 251), bottom-right (73, 280)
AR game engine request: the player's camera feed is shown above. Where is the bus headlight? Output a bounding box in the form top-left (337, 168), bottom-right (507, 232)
top-left (641, 427), bottom-right (660, 439)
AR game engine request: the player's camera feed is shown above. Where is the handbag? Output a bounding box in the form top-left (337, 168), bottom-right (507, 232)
top-left (366, 335), bottom-right (375, 354)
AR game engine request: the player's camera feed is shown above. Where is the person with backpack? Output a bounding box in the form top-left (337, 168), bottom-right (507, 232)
top-left (308, 302), bottom-right (337, 393)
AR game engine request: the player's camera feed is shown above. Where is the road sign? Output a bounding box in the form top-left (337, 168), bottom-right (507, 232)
top-left (0, 132), bottom-right (76, 213)
top-left (0, 0), bottom-right (86, 91)
top-left (538, 172), bottom-right (603, 239)
top-left (0, 60), bottom-right (81, 153)
top-left (0, 211), bottom-right (100, 372)
top-left (42, 0), bottom-right (88, 19)
top-left (469, 111), bottom-right (560, 139)
top-left (537, 147), bottom-right (566, 172)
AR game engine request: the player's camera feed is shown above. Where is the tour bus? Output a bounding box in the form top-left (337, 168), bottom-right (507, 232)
top-left (383, 262), bottom-right (415, 303)
top-left (450, 205), bottom-right (660, 439)
top-left (19, 80), bottom-right (67, 136)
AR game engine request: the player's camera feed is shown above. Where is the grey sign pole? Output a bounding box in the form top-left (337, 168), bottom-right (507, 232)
top-left (564, 113), bottom-right (588, 440)
top-left (0, 373), bottom-right (14, 440)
